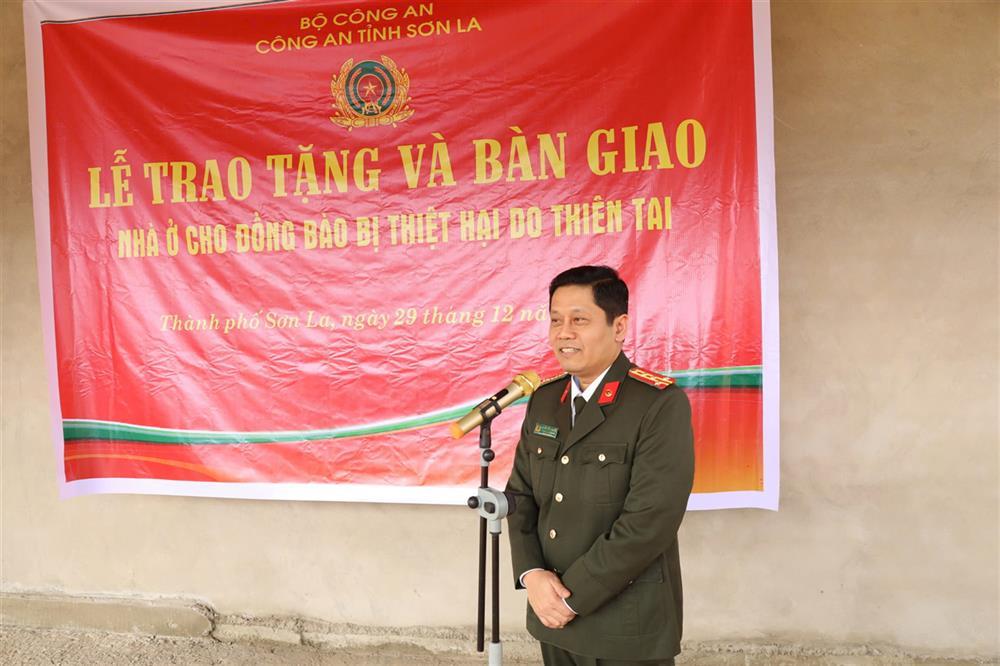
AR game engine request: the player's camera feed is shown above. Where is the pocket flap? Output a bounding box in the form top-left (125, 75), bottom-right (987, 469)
top-left (526, 435), bottom-right (558, 461)
top-left (580, 443), bottom-right (627, 466)
top-left (636, 557), bottom-right (664, 583)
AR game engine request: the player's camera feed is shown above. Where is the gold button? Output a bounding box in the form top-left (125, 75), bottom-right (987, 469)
top-left (548, 529), bottom-right (557, 539)
top-left (555, 492), bottom-right (564, 502)
top-left (561, 455), bottom-right (569, 464)
top-left (598, 453), bottom-right (607, 462)
top-left (536, 447), bottom-right (543, 454)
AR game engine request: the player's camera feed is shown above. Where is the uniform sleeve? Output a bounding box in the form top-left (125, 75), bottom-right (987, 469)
top-left (559, 387), bottom-right (694, 614)
top-left (504, 406), bottom-right (547, 590)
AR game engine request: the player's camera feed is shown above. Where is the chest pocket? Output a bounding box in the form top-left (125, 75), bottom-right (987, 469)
top-left (579, 443), bottom-right (629, 505)
top-left (527, 435), bottom-right (559, 504)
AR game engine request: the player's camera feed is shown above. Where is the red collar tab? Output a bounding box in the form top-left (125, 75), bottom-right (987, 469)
top-left (560, 381), bottom-right (571, 403)
top-left (628, 367), bottom-right (674, 390)
top-left (598, 381), bottom-right (620, 405)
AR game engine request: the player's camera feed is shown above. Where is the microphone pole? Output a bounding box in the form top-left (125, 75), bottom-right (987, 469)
top-left (465, 396), bottom-right (507, 665)
top-left (455, 372), bottom-right (538, 666)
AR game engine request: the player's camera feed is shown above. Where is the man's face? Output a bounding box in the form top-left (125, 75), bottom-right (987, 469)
top-left (549, 284), bottom-right (628, 388)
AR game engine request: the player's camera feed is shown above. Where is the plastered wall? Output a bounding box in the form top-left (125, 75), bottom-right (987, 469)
top-left (2, 1), bottom-right (997, 657)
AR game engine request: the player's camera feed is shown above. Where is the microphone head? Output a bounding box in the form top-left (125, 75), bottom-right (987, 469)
top-left (448, 370), bottom-right (541, 439)
top-left (511, 371), bottom-right (541, 397)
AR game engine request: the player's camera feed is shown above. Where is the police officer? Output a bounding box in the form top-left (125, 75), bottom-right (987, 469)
top-left (506, 265), bottom-right (695, 666)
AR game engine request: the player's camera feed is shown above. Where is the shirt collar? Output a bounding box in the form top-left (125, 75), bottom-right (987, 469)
top-left (570, 363), bottom-right (614, 404)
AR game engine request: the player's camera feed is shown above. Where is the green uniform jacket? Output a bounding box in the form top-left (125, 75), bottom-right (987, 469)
top-left (505, 352), bottom-right (695, 661)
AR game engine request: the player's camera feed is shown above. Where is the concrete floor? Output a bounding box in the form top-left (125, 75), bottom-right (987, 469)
top-left (0, 625), bottom-right (992, 666)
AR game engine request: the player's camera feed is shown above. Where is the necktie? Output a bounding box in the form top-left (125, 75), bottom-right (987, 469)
top-left (573, 395), bottom-right (587, 427)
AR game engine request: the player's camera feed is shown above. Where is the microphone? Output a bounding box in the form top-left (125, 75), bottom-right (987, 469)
top-left (450, 371), bottom-right (541, 439)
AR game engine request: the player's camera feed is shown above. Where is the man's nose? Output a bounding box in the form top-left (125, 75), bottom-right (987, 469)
top-left (555, 322), bottom-right (575, 338)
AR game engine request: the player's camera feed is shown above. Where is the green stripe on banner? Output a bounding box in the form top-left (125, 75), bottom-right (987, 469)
top-left (63, 366), bottom-right (761, 444)
top-left (670, 365), bottom-right (762, 388)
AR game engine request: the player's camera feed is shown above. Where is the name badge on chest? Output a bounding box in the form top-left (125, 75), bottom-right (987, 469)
top-left (532, 423), bottom-right (559, 439)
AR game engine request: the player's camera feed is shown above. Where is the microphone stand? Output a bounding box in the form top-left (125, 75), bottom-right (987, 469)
top-left (466, 397), bottom-right (513, 666)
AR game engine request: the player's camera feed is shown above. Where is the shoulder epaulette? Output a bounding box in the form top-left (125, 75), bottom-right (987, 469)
top-left (536, 372), bottom-right (570, 403)
top-left (628, 367), bottom-right (674, 390)
top-left (538, 372), bottom-right (569, 387)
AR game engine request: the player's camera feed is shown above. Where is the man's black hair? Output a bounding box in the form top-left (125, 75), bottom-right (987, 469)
top-left (548, 265), bottom-right (628, 324)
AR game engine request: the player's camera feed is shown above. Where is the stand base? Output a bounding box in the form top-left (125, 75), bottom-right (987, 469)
top-left (488, 641), bottom-right (502, 666)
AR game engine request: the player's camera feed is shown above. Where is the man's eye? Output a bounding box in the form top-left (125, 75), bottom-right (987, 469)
top-left (574, 317), bottom-right (587, 324)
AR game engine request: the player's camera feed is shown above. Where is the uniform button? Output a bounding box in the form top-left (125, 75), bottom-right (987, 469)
top-left (560, 455), bottom-right (569, 464)
top-left (598, 453), bottom-right (607, 462)
top-left (548, 529), bottom-right (557, 539)
top-left (536, 447), bottom-right (543, 454)
top-left (555, 492), bottom-right (564, 502)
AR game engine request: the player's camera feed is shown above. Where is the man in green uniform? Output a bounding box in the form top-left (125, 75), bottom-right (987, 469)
top-left (505, 265), bottom-right (695, 666)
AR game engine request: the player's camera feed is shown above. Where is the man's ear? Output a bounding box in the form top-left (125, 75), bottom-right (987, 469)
top-left (613, 313), bottom-right (629, 343)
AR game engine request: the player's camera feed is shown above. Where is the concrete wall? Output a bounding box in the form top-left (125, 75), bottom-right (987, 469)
top-left (2, 0), bottom-right (997, 659)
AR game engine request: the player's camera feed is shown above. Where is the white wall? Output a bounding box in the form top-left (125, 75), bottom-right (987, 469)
top-left (2, 1), bottom-right (997, 657)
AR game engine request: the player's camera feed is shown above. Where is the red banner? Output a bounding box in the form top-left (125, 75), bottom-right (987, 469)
top-left (25, 0), bottom-right (779, 508)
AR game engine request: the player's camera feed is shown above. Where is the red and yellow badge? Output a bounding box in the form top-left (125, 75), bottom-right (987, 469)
top-left (598, 381), bottom-right (620, 405)
top-left (330, 56), bottom-right (414, 130)
top-left (628, 367), bottom-right (674, 390)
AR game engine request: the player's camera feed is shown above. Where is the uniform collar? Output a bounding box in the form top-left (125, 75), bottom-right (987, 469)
top-left (560, 352), bottom-right (632, 453)
top-left (570, 364), bottom-right (614, 404)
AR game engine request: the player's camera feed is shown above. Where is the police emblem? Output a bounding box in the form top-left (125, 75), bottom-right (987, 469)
top-left (330, 56), bottom-right (414, 130)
